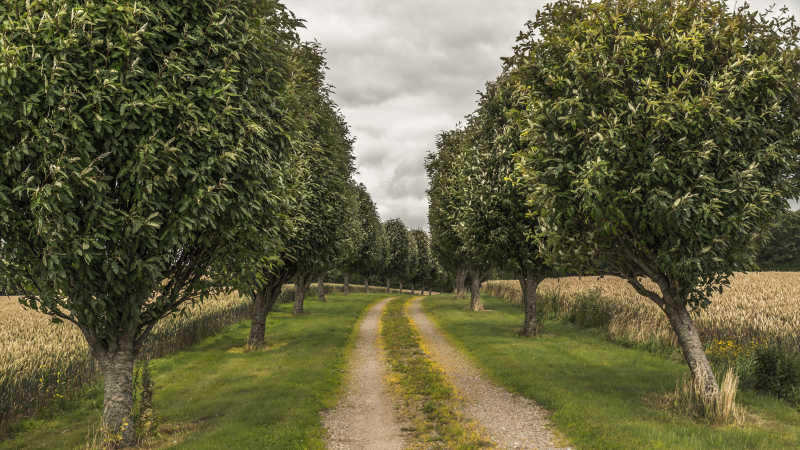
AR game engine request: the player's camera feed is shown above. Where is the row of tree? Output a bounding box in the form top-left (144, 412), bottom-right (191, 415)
top-left (332, 214), bottom-right (443, 297)
top-left (0, 1), bottom-right (372, 445)
top-left (427, 0), bottom-right (800, 408)
top-left (287, 188), bottom-right (443, 307)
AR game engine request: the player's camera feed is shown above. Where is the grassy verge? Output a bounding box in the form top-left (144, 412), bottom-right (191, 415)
top-left (424, 294), bottom-right (800, 449)
top-left (380, 296), bottom-right (489, 448)
top-left (0, 293), bottom-right (387, 450)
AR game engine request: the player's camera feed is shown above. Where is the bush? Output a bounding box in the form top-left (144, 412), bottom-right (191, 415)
top-left (754, 346), bottom-right (800, 406)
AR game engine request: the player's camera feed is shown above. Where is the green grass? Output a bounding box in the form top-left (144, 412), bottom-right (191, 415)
top-left (423, 294), bottom-right (800, 449)
top-left (1, 293), bottom-right (387, 450)
top-left (381, 296), bottom-right (488, 448)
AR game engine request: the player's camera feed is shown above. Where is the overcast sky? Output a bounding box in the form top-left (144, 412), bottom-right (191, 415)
top-left (282, 0), bottom-right (800, 230)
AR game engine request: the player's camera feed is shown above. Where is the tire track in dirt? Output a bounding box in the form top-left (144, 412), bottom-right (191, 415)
top-left (407, 296), bottom-right (565, 450)
top-left (323, 297), bottom-right (407, 450)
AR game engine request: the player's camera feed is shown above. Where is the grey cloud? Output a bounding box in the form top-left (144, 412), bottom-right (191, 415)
top-left (283, 0), bottom-right (800, 230)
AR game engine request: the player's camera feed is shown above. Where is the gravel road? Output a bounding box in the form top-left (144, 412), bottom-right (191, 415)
top-left (323, 297), bottom-right (407, 450)
top-left (407, 296), bottom-right (564, 450)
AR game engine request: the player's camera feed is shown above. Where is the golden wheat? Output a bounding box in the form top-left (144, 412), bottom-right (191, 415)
top-left (482, 272), bottom-right (800, 350)
top-left (0, 293), bottom-right (250, 427)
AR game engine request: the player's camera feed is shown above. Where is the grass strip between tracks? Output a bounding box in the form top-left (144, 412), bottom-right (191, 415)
top-left (380, 296), bottom-right (491, 449)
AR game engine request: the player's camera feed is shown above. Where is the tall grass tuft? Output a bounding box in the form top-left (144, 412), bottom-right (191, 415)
top-left (671, 368), bottom-right (740, 424)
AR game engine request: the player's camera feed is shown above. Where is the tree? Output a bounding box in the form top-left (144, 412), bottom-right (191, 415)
top-left (288, 89), bottom-right (355, 315)
top-left (511, 0), bottom-right (800, 402)
top-left (409, 230), bottom-right (435, 295)
top-left (340, 183), bottom-right (383, 294)
top-left (227, 39), bottom-right (355, 330)
top-left (404, 229), bottom-right (420, 293)
top-left (426, 129), bottom-right (491, 310)
top-left (220, 39), bottom-right (344, 348)
top-left (427, 131), bottom-right (468, 298)
top-left (0, 0), bottom-right (301, 443)
top-left (457, 74), bottom-right (554, 335)
top-left (757, 210), bottom-right (800, 271)
top-left (384, 219), bottom-right (411, 292)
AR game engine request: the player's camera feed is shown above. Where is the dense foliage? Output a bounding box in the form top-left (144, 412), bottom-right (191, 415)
top-left (383, 219), bottom-right (411, 290)
top-left (352, 184), bottom-right (388, 289)
top-left (757, 210), bottom-right (800, 271)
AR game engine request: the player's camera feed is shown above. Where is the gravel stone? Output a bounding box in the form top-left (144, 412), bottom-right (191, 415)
top-left (408, 296), bottom-right (566, 450)
top-left (323, 297), bottom-right (408, 450)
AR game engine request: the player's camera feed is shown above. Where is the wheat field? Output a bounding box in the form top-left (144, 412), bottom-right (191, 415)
top-left (482, 272), bottom-right (800, 351)
top-left (0, 293), bottom-right (251, 427)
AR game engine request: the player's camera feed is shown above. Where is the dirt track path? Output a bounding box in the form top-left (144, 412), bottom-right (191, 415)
top-left (407, 297), bottom-right (563, 450)
top-left (323, 297), bottom-right (407, 450)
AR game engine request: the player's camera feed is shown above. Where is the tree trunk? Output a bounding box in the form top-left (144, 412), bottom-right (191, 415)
top-left (455, 268), bottom-right (467, 299)
top-left (248, 281), bottom-right (282, 349)
top-left (343, 273), bottom-right (350, 295)
top-left (519, 275), bottom-right (542, 337)
top-left (91, 333), bottom-right (137, 447)
top-left (365, 277), bottom-right (370, 293)
top-left (317, 273), bottom-right (327, 302)
top-left (399, 281), bottom-right (404, 293)
top-left (385, 278), bottom-right (390, 293)
top-left (248, 290), bottom-right (268, 348)
top-left (664, 300), bottom-right (720, 400)
top-left (294, 273), bottom-right (307, 315)
top-left (468, 269), bottom-right (483, 311)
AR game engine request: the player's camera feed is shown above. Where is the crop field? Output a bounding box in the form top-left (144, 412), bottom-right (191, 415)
top-left (482, 272), bottom-right (800, 352)
top-left (0, 293), bottom-right (251, 428)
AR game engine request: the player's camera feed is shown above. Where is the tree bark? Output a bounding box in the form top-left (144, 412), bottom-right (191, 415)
top-left (248, 281), bottom-right (282, 349)
top-left (248, 290), bottom-right (268, 348)
top-left (89, 331), bottom-right (137, 447)
top-left (664, 300), bottom-right (720, 400)
top-left (399, 281), bottom-right (403, 293)
top-left (455, 268), bottom-right (467, 299)
top-left (294, 273), bottom-right (307, 315)
top-left (468, 269), bottom-right (483, 311)
top-left (317, 272), bottom-right (327, 302)
top-left (365, 277), bottom-right (370, 293)
top-left (343, 273), bottom-right (350, 295)
top-left (385, 278), bottom-right (390, 293)
top-left (519, 275), bottom-right (542, 337)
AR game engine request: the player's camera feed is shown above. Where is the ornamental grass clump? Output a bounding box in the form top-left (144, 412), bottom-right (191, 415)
top-left (671, 368), bottom-right (741, 425)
